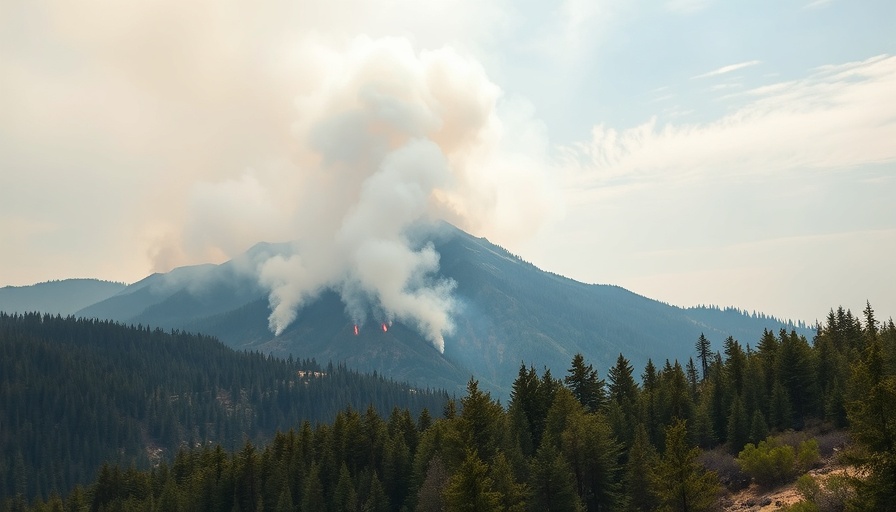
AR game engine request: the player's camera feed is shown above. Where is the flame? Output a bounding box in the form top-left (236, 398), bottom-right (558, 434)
top-left (353, 325), bottom-right (359, 336)
top-left (382, 323), bottom-right (388, 333)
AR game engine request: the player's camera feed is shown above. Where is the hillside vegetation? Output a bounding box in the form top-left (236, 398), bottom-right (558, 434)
top-left (61, 224), bottom-right (813, 398)
top-left (5, 303), bottom-right (895, 511)
top-left (0, 313), bottom-right (449, 502)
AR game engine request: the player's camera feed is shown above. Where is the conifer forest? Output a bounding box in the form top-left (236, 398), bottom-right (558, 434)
top-left (2, 304), bottom-right (895, 511)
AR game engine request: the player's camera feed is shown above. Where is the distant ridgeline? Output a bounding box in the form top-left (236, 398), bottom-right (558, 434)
top-left (0, 313), bottom-right (449, 501)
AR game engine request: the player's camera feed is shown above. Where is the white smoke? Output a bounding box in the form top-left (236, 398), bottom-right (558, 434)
top-left (175, 37), bottom-right (558, 353)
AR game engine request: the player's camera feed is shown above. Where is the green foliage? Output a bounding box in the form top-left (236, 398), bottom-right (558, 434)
top-left (0, 312), bottom-right (448, 502)
top-left (843, 335), bottom-right (896, 510)
top-left (623, 425), bottom-right (659, 512)
top-left (6, 303), bottom-right (896, 512)
top-left (564, 353), bottom-right (606, 413)
top-left (529, 443), bottom-right (583, 512)
top-left (651, 419), bottom-right (719, 512)
top-left (443, 451), bottom-right (502, 512)
top-left (736, 437), bottom-right (819, 488)
top-left (795, 473), bottom-right (853, 512)
top-left (695, 333), bottom-right (712, 381)
top-left (726, 396), bottom-right (750, 454)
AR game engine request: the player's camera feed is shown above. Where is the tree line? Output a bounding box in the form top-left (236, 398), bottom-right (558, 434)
top-left (0, 313), bottom-right (449, 503)
top-left (4, 303), bottom-right (896, 511)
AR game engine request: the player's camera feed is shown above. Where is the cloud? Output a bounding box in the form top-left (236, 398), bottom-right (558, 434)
top-left (564, 54), bottom-right (896, 189)
top-left (692, 60), bottom-right (762, 79)
top-left (666, 0), bottom-right (713, 14)
top-left (804, 0), bottom-right (834, 9)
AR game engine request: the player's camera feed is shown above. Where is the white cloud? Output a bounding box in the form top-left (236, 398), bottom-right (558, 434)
top-left (666, 0), bottom-right (713, 14)
top-left (692, 60), bottom-right (762, 79)
top-left (804, 0), bottom-right (834, 9)
top-left (564, 54), bottom-right (896, 189)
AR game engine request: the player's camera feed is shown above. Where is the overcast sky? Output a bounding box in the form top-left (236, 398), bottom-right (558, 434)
top-left (2, 0), bottom-right (894, 325)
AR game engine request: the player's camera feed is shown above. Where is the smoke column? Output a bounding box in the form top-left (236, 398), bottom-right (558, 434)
top-left (173, 37), bottom-right (557, 353)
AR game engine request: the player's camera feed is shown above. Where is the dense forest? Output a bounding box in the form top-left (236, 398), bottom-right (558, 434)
top-left (3, 304), bottom-right (896, 511)
top-left (0, 313), bottom-right (449, 503)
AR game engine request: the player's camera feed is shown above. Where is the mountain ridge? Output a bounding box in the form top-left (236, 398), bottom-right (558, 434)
top-left (2, 224), bottom-right (813, 397)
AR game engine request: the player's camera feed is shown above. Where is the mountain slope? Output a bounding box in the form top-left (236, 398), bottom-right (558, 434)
top-left (0, 312), bottom-right (449, 501)
top-left (71, 223), bottom-right (811, 397)
top-left (0, 279), bottom-right (125, 315)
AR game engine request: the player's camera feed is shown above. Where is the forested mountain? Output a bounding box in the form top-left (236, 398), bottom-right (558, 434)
top-left (11, 304), bottom-right (895, 512)
top-left (0, 313), bottom-right (449, 502)
top-left (0, 279), bottom-right (125, 316)
top-left (63, 223), bottom-right (812, 397)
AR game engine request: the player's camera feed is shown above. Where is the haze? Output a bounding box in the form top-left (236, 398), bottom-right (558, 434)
top-left (2, 0), bottom-right (894, 325)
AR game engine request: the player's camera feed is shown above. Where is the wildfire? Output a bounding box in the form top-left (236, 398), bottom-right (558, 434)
top-left (353, 325), bottom-right (359, 336)
top-left (381, 323), bottom-right (388, 333)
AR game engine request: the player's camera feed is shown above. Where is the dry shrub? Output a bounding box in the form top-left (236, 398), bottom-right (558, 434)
top-left (698, 447), bottom-right (749, 491)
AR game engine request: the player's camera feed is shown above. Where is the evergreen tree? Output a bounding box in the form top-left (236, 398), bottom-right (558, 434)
top-left (685, 358), bottom-right (700, 401)
top-left (776, 330), bottom-right (819, 428)
top-left (658, 360), bottom-right (695, 429)
top-left (624, 425), bottom-right (659, 512)
top-left (723, 336), bottom-right (746, 398)
top-left (607, 354), bottom-right (640, 447)
top-left (458, 379), bottom-right (506, 463)
top-left (640, 359), bottom-right (662, 447)
top-left (695, 334), bottom-right (712, 381)
top-left (442, 451), bottom-right (502, 512)
top-left (488, 453), bottom-right (528, 512)
top-left (844, 339), bottom-right (896, 510)
top-left (300, 463), bottom-right (326, 512)
top-left (362, 472), bottom-right (389, 512)
top-left (564, 354), bottom-right (606, 413)
top-left (651, 420), bottom-right (719, 512)
top-left (748, 410), bottom-right (768, 445)
top-left (529, 444), bottom-right (583, 512)
top-left (332, 464), bottom-right (357, 512)
top-left (768, 379), bottom-right (794, 432)
top-left (414, 456), bottom-right (449, 512)
top-left (726, 396), bottom-right (749, 454)
top-left (560, 411), bottom-right (621, 511)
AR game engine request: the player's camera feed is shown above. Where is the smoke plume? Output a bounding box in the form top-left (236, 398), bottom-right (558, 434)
top-left (171, 37), bottom-right (556, 352)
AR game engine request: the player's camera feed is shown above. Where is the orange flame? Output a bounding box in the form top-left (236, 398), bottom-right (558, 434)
top-left (353, 325), bottom-right (359, 336)
top-left (381, 323), bottom-right (388, 333)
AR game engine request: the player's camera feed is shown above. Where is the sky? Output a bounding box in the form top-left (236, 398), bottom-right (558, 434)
top-left (1, 0), bottom-right (895, 327)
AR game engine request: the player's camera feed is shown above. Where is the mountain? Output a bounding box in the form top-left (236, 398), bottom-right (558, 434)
top-left (0, 278), bottom-right (126, 315)
top-left (70, 223), bottom-right (811, 397)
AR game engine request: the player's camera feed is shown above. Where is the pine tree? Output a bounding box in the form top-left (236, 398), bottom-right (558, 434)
top-left (723, 337), bottom-right (746, 397)
top-left (695, 334), bottom-right (712, 381)
top-left (332, 464), bottom-right (357, 512)
top-left (488, 453), bottom-right (529, 512)
top-left (529, 443), bottom-right (584, 512)
top-left (458, 379), bottom-right (506, 463)
top-left (844, 339), bottom-right (896, 509)
top-left (651, 419), bottom-right (719, 512)
top-left (362, 472), bottom-right (390, 512)
top-left (564, 353), bottom-right (606, 413)
top-left (443, 451), bottom-right (502, 512)
top-left (748, 409), bottom-right (768, 445)
top-left (768, 379), bottom-right (793, 432)
top-left (608, 354), bottom-right (640, 447)
top-left (300, 463), bottom-right (326, 512)
top-left (624, 425), bottom-right (659, 512)
top-left (560, 411), bottom-right (621, 511)
top-left (726, 396), bottom-right (750, 454)
top-left (414, 456), bottom-right (449, 512)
